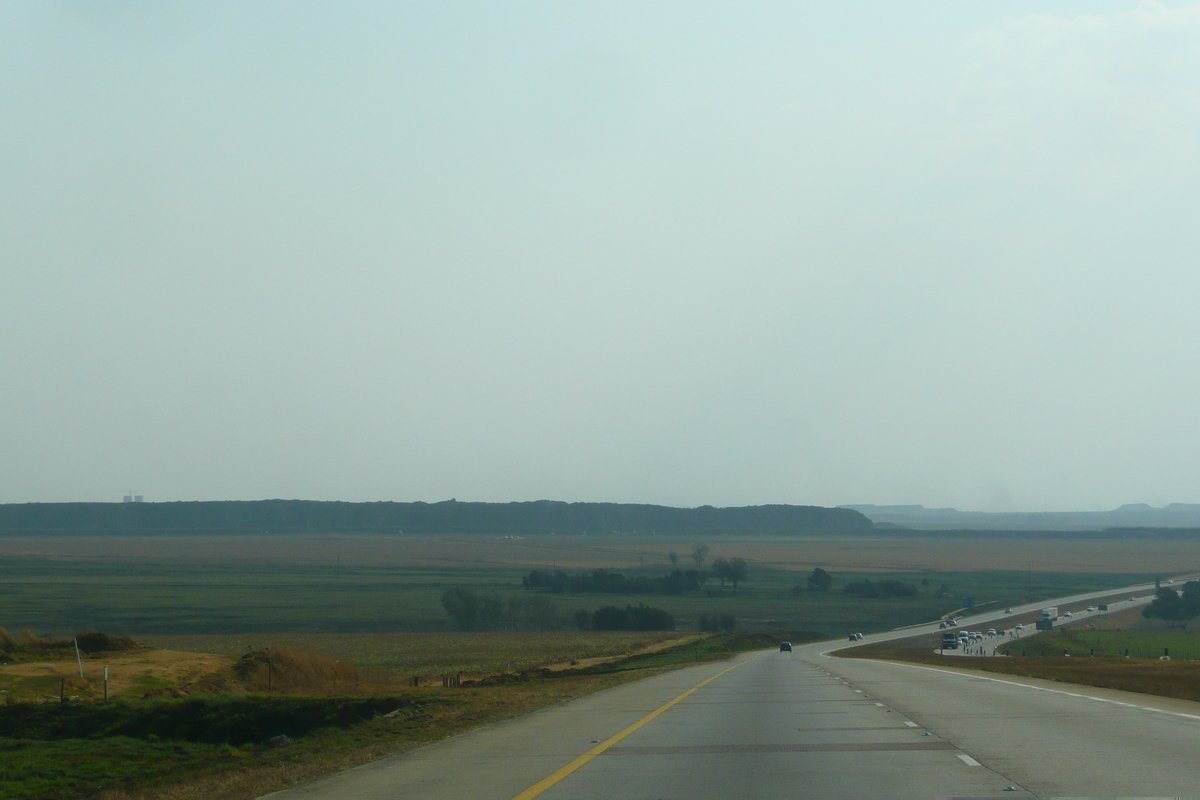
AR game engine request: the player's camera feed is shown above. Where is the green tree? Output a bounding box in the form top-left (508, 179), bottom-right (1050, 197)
top-left (668, 551), bottom-right (679, 566)
top-left (441, 588), bottom-right (479, 630)
top-left (727, 557), bottom-right (748, 596)
top-left (807, 567), bottom-right (832, 592)
top-left (711, 557), bottom-right (730, 587)
top-left (478, 592), bottom-right (505, 630)
top-left (1143, 583), bottom-right (1200, 629)
top-left (692, 544), bottom-right (710, 568)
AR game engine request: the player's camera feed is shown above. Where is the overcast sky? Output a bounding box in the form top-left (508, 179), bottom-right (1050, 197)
top-left (3, 2), bottom-right (1199, 511)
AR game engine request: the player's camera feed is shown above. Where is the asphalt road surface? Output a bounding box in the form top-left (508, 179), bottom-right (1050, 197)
top-left (264, 581), bottom-right (1199, 799)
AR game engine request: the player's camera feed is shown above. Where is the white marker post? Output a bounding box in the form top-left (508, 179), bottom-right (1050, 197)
top-left (73, 637), bottom-right (84, 678)
top-left (104, 666), bottom-right (109, 702)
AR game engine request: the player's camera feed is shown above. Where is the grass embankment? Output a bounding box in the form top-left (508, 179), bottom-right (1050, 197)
top-left (2, 630), bottom-right (819, 800)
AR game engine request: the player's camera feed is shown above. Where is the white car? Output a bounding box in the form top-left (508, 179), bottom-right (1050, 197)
top-left (1064, 611), bottom-right (1072, 617)
top-left (1015, 623), bottom-right (1024, 630)
top-left (987, 628), bottom-right (997, 636)
top-left (1086, 606), bottom-right (1096, 612)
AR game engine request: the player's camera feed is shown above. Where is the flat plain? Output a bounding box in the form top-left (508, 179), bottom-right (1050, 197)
top-left (0, 531), bottom-right (1177, 636)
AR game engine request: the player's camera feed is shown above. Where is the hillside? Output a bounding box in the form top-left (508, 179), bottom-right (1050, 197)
top-left (0, 500), bottom-right (872, 536)
top-left (843, 503), bottom-right (1200, 531)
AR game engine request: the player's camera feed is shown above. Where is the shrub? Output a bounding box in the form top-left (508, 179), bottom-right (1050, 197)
top-left (843, 579), bottom-right (918, 599)
top-left (232, 648), bottom-right (360, 693)
top-left (697, 613), bottom-right (736, 632)
top-left (591, 604), bottom-right (675, 631)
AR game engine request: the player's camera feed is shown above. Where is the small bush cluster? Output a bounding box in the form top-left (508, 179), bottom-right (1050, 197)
top-left (440, 588), bottom-right (559, 631)
top-left (843, 579), bottom-right (919, 599)
top-left (696, 613), bottom-right (736, 632)
top-left (232, 648), bottom-right (361, 693)
top-left (0, 627), bottom-right (141, 661)
top-left (586, 604), bottom-right (675, 631)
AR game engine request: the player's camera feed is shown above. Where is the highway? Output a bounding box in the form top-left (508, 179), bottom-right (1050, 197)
top-left (263, 580), bottom-right (1199, 799)
top-left (942, 593), bottom-right (1152, 658)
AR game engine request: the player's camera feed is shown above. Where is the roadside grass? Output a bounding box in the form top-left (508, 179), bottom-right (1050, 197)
top-left (997, 628), bottom-right (1200, 660)
top-left (1, 631), bottom-right (804, 800)
top-left (839, 628), bottom-right (1200, 704)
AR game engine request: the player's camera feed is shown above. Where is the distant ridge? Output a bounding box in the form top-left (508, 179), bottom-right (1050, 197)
top-left (843, 503), bottom-right (1200, 531)
top-left (0, 500), bottom-right (873, 536)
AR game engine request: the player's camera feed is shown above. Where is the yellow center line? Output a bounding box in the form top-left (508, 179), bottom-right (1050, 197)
top-left (510, 654), bottom-right (758, 800)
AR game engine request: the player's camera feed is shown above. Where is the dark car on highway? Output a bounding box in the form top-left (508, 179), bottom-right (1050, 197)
top-left (780, 641), bottom-right (792, 652)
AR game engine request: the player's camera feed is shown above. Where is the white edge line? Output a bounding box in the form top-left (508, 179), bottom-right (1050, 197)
top-left (828, 657), bottom-right (1200, 723)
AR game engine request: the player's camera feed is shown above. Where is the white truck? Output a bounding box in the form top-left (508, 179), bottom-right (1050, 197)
top-left (1042, 606), bottom-right (1059, 621)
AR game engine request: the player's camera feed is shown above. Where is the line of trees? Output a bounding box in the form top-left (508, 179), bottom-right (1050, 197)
top-left (576, 604), bottom-right (676, 631)
top-left (440, 588), bottom-right (558, 631)
top-left (842, 579), bottom-right (919, 599)
top-left (792, 568), bottom-right (925, 599)
top-left (697, 612), bottom-right (737, 632)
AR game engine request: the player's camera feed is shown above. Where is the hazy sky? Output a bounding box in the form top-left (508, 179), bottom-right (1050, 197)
top-left (3, 2), bottom-right (1199, 511)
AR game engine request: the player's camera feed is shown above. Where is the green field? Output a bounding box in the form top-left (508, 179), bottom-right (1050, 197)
top-left (139, 630), bottom-right (694, 679)
top-left (0, 546), bottom-right (1150, 637)
top-left (999, 628), bottom-right (1200, 660)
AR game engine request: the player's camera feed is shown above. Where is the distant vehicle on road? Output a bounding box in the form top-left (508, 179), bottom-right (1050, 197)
top-left (1005, 608), bottom-right (1013, 613)
top-left (1064, 611), bottom-right (1072, 617)
top-left (1087, 606), bottom-right (1096, 612)
top-left (987, 628), bottom-right (997, 636)
top-left (1042, 607), bottom-right (1059, 621)
top-left (939, 622), bottom-right (947, 629)
top-left (1015, 623), bottom-right (1024, 630)
top-left (849, 634), bottom-right (857, 641)
top-left (855, 633), bottom-right (864, 640)
top-left (780, 641), bottom-right (792, 652)
top-left (941, 632), bottom-right (958, 650)
top-left (947, 619), bottom-right (958, 627)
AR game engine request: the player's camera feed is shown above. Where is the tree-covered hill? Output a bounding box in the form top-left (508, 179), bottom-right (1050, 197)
top-left (0, 500), bottom-right (872, 536)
